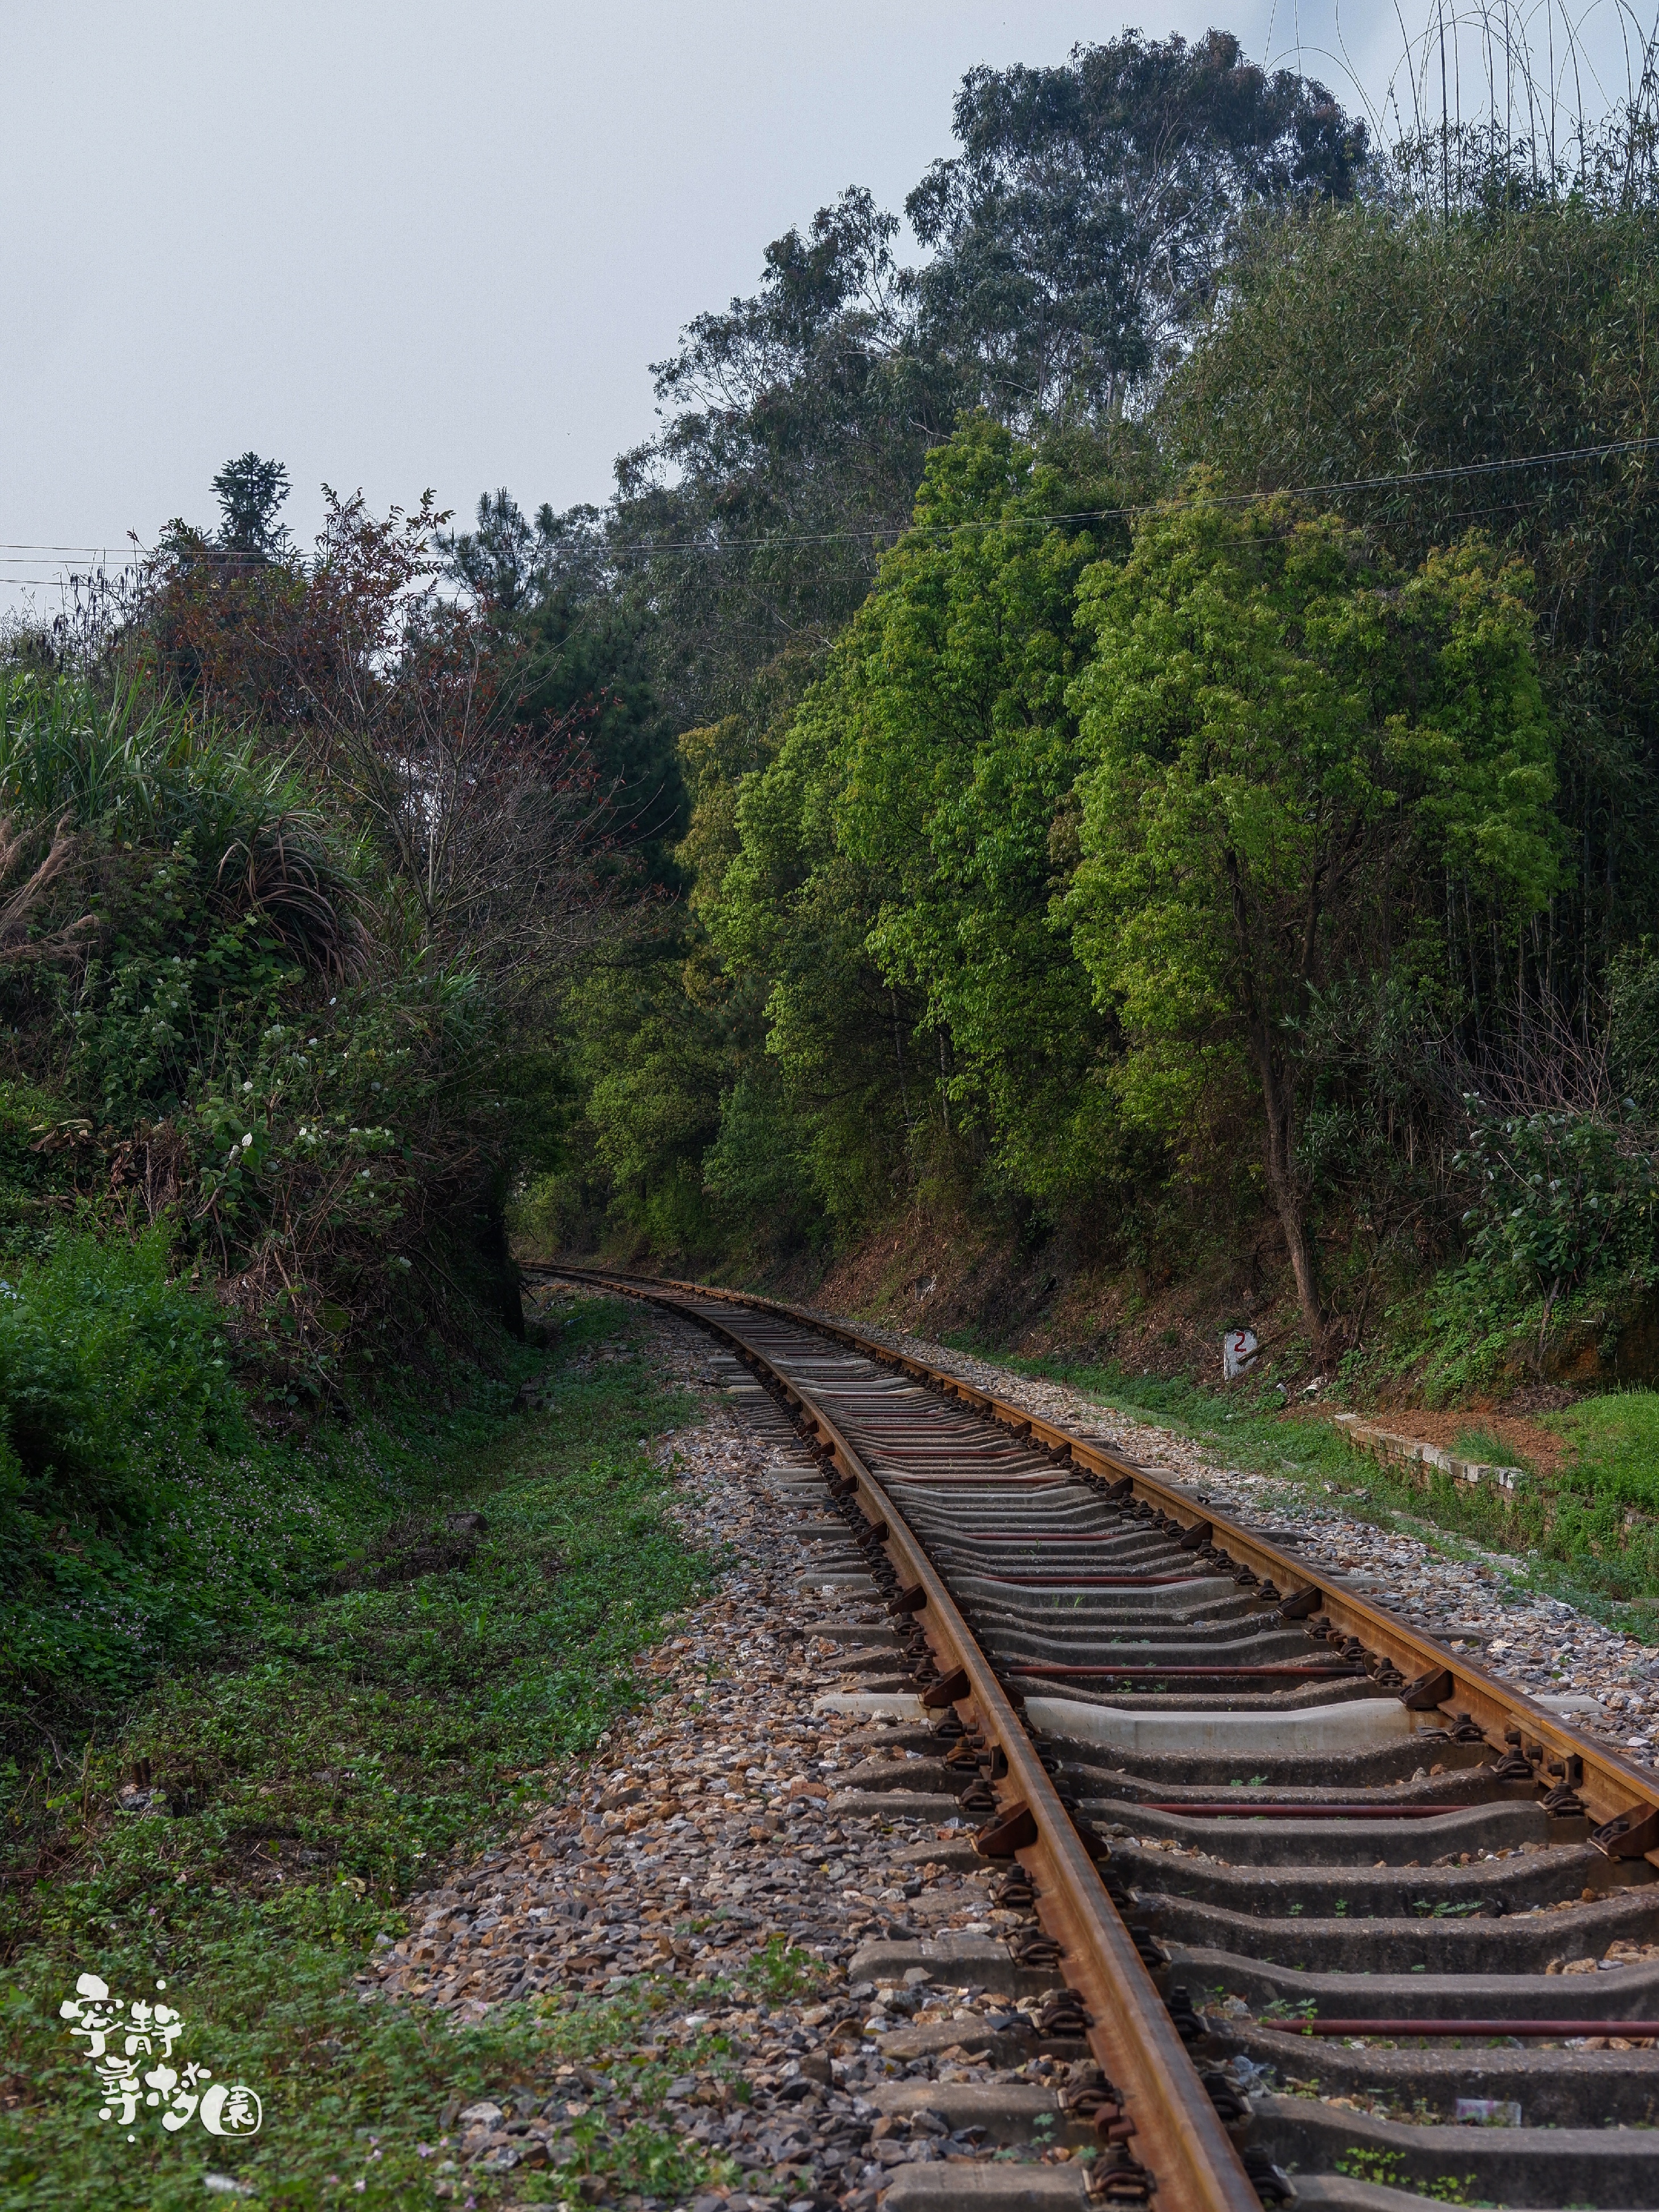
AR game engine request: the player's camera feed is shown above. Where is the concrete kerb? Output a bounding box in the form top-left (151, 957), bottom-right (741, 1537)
top-left (1333, 1412), bottom-right (1525, 1494)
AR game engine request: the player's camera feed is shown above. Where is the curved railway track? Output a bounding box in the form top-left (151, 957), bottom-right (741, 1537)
top-left (536, 1264), bottom-right (1659, 2212)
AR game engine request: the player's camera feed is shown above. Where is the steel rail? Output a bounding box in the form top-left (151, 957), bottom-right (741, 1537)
top-left (1299, 2017), bottom-right (1659, 2038)
top-left (536, 1263), bottom-right (1659, 1853)
top-left (539, 1263), bottom-right (1258, 2211)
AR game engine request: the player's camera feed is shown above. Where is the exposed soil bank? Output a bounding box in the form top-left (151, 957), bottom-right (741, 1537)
top-left (744, 1201), bottom-right (1656, 1422)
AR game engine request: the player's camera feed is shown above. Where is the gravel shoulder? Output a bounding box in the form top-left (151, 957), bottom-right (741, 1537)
top-left (359, 1303), bottom-right (1105, 2210)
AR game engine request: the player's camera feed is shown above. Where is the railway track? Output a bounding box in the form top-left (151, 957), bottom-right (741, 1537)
top-left (536, 1264), bottom-right (1659, 2212)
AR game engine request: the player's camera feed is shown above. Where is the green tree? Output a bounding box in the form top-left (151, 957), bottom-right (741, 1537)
top-left (711, 680), bottom-right (914, 1232)
top-left (1065, 492), bottom-right (1561, 1347)
top-left (615, 188), bottom-right (960, 726)
top-left (827, 417), bottom-right (1147, 1202)
top-left (1164, 199), bottom-right (1659, 1001)
top-left (909, 32), bottom-right (1366, 423)
top-left (612, 54), bottom-right (1366, 728)
top-left (440, 492), bottom-right (685, 872)
top-left (209, 451), bottom-right (293, 561)
top-left (557, 948), bottom-right (730, 1254)
top-left (703, 417), bottom-right (1164, 1234)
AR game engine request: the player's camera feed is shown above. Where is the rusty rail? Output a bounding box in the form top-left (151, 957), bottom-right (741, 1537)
top-left (541, 1263), bottom-right (1258, 2211)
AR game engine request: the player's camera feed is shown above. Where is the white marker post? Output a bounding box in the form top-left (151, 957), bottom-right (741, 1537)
top-left (1222, 1328), bottom-right (1258, 1380)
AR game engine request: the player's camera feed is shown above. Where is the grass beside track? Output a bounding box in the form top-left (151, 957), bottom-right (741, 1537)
top-left (938, 1338), bottom-right (1659, 1638)
top-left (0, 1296), bottom-right (722, 2211)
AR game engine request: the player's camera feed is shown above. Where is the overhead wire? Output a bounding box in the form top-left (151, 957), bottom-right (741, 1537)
top-left (0, 428), bottom-right (1653, 584)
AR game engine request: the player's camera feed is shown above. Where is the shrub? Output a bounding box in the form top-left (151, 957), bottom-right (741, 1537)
top-left (0, 1229), bottom-right (265, 1723)
top-left (0, 664), bottom-right (554, 1374)
top-left (1454, 1098), bottom-right (1658, 1322)
top-left (0, 1228), bottom-right (241, 1536)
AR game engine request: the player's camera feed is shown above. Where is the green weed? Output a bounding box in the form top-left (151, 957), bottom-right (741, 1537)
top-left (1453, 1426), bottom-right (1533, 1474)
top-left (1335, 2146), bottom-right (1477, 2203)
top-left (740, 1935), bottom-right (828, 2009)
top-left (0, 1298), bottom-right (722, 2209)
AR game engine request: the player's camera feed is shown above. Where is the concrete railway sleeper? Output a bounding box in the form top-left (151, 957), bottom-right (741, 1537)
top-left (536, 1264), bottom-right (1659, 2212)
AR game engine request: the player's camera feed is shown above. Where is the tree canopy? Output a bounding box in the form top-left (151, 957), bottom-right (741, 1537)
top-left (1066, 493), bottom-right (1560, 1341)
top-left (908, 32), bottom-right (1366, 422)
top-left (601, 40), bottom-right (1368, 728)
top-left (495, 26), bottom-right (1659, 1369)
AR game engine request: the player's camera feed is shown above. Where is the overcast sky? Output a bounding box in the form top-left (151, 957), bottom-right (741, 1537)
top-left (2, 0), bottom-right (1647, 613)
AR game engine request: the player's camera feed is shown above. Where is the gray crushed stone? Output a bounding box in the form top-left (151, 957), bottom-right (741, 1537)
top-left (356, 1302), bottom-right (1098, 2209)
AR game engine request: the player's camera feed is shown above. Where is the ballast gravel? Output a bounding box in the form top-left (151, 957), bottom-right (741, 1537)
top-left (833, 1313), bottom-right (1659, 1774)
top-left (357, 1303), bottom-right (1094, 2210)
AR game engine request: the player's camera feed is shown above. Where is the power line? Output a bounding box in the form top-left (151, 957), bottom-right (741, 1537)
top-left (1, 429), bottom-right (1654, 581)
top-left (594, 433), bottom-right (1659, 553)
